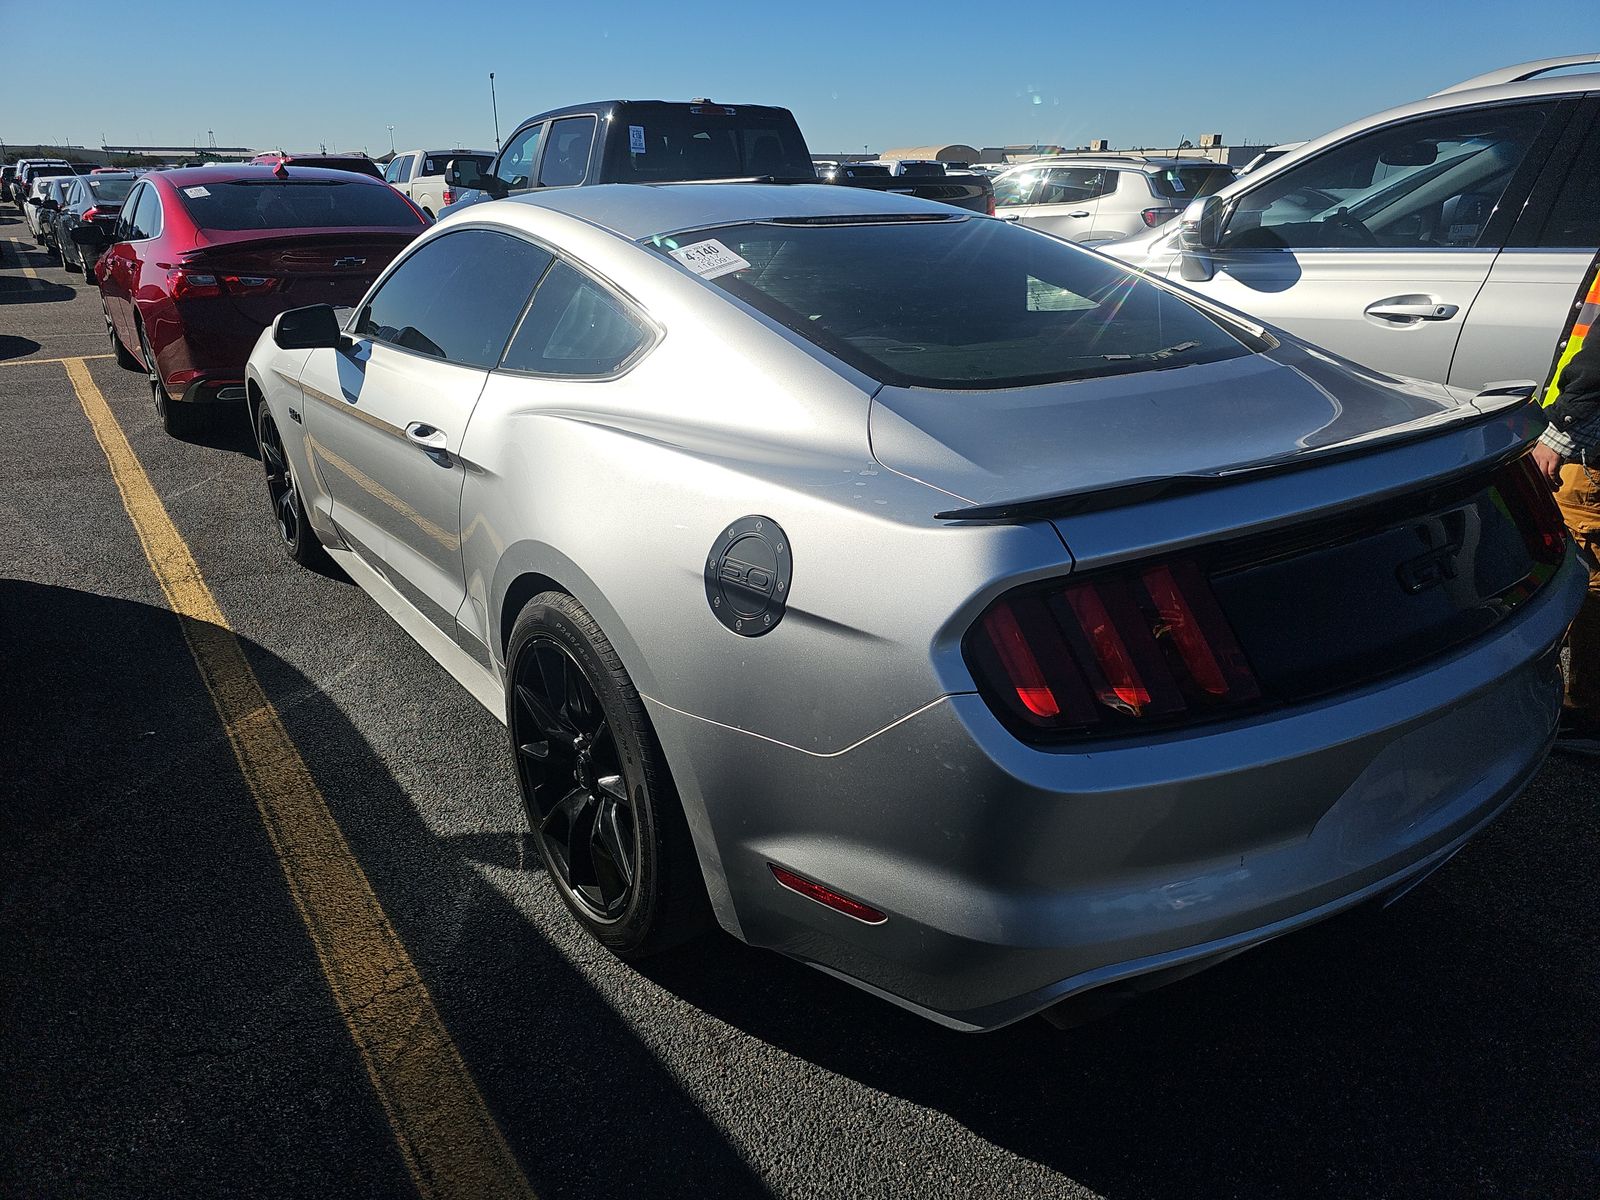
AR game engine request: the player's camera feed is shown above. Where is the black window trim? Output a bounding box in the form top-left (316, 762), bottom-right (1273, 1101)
top-left (1505, 95), bottom-right (1600, 249)
top-left (1213, 95), bottom-right (1577, 255)
top-left (493, 120), bottom-right (552, 192)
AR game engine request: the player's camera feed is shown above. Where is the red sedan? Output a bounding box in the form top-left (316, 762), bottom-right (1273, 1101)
top-left (83, 164), bottom-right (428, 436)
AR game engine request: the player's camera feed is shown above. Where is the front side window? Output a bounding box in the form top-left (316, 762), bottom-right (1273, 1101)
top-left (384, 157), bottom-right (405, 183)
top-left (495, 124), bottom-right (544, 190)
top-left (354, 229), bottom-right (552, 368)
top-left (993, 169), bottom-right (1041, 207)
top-left (501, 261), bottom-right (650, 376)
top-left (1222, 103), bottom-right (1553, 250)
top-left (393, 155), bottom-right (414, 184)
top-left (538, 117), bottom-right (597, 188)
top-left (651, 216), bottom-right (1262, 389)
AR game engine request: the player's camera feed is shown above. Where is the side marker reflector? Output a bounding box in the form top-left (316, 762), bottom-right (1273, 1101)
top-left (769, 864), bottom-right (887, 924)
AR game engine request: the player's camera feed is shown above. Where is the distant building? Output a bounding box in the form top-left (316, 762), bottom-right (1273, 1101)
top-left (878, 144), bottom-right (981, 166)
top-left (101, 144), bottom-right (256, 163)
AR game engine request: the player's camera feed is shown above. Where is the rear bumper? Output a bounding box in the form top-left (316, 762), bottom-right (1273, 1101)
top-left (649, 544), bottom-right (1582, 1031)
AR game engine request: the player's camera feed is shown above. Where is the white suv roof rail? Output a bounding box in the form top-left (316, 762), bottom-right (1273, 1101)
top-left (1432, 53), bottom-right (1600, 95)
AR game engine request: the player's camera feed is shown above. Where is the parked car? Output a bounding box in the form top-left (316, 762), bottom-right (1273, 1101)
top-left (249, 151), bottom-right (384, 179)
top-left (22, 171), bottom-right (75, 239)
top-left (1, 165), bottom-right (15, 203)
top-left (75, 164), bottom-right (428, 436)
top-left (384, 148), bottom-right (495, 217)
top-left (444, 99), bottom-right (993, 215)
top-left (54, 172), bottom-right (137, 273)
top-left (10, 158), bottom-right (70, 205)
top-left (33, 176), bottom-right (77, 253)
top-left (1237, 141), bottom-right (1307, 175)
top-left (993, 155), bottom-right (1235, 243)
top-left (245, 183), bottom-right (1581, 1031)
top-left (1106, 54), bottom-right (1600, 391)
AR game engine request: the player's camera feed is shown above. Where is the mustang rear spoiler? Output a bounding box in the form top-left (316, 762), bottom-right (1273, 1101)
top-left (934, 387), bottom-right (1536, 523)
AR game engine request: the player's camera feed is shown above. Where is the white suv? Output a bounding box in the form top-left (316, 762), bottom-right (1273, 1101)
top-left (993, 156), bottom-right (1235, 244)
top-left (1105, 54), bottom-right (1600, 392)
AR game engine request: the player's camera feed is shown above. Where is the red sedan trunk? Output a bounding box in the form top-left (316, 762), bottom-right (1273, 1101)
top-left (94, 165), bottom-right (426, 414)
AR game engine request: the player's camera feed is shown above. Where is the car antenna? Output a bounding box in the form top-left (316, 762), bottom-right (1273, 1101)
top-left (274, 160), bottom-right (289, 178)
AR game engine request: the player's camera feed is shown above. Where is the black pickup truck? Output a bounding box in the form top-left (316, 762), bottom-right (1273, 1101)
top-left (443, 99), bottom-right (993, 215)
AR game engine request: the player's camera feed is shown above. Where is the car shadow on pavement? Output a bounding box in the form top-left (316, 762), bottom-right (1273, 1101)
top-left (0, 278), bottom-right (76, 305)
top-left (0, 580), bottom-right (768, 1200)
top-left (0, 335), bottom-right (43, 361)
top-left (638, 767), bottom-right (1600, 1199)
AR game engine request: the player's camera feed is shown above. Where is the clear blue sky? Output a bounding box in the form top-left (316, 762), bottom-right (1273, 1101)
top-left (2, 0), bottom-right (1573, 155)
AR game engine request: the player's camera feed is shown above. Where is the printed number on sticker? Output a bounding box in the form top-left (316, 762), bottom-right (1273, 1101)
top-left (669, 239), bottom-right (752, 280)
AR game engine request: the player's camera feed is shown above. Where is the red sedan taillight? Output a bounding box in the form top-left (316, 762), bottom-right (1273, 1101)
top-left (441, 187), bottom-right (455, 206)
top-left (168, 268), bottom-right (280, 299)
top-left (968, 559), bottom-right (1261, 739)
top-left (1141, 206), bottom-right (1183, 228)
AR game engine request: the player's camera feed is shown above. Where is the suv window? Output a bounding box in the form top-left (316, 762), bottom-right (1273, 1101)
top-left (495, 124), bottom-right (544, 191)
top-left (355, 229), bottom-right (553, 368)
top-left (1222, 102), bottom-right (1553, 250)
top-left (1522, 112), bottom-right (1600, 248)
top-left (1038, 168), bottom-right (1113, 203)
top-left (1148, 166), bottom-right (1233, 200)
top-left (654, 216), bottom-right (1259, 389)
top-left (538, 117), bottom-right (597, 187)
top-left (502, 261), bottom-right (650, 376)
top-left (176, 179), bottom-right (422, 231)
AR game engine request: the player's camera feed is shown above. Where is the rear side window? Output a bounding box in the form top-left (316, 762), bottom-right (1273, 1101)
top-left (355, 230), bottom-right (553, 368)
top-left (1521, 113), bottom-right (1600, 248)
top-left (538, 117), bottom-right (597, 187)
top-left (1148, 167), bottom-right (1234, 199)
top-left (501, 262), bottom-right (650, 376)
top-left (176, 180), bottom-right (424, 231)
top-left (128, 186), bottom-right (162, 239)
top-left (652, 217), bottom-right (1258, 389)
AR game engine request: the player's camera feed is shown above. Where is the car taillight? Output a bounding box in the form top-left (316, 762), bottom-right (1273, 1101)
top-left (168, 268), bottom-right (279, 299)
top-left (441, 187), bottom-right (454, 206)
top-left (968, 559), bottom-right (1261, 739)
top-left (1141, 206), bottom-right (1183, 228)
top-left (1495, 452), bottom-right (1568, 566)
top-left (987, 194), bottom-right (996, 217)
top-left (80, 206), bottom-right (99, 223)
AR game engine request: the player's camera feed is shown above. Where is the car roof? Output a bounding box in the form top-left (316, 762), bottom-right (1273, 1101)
top-left (151, 164), bottom-right (391, 186)
top-left (509, 98), bottom-right (797, 129)
top-left (1003, 156), bottom-right (1230, 172)
top-left (494, 182), bottom-right (962, 242)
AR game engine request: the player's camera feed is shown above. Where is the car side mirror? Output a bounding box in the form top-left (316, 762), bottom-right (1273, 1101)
top-left (26, 195), bottom-right (40, 205)
top-left (71, 224), bottom-right (109, 248)
top-left (273, 304), bottom-right (344, 351)
top-left (1178, 194), bottom-right (1224, 282)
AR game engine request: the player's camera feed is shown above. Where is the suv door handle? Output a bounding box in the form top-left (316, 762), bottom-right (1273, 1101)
top-left (1364, 297), bottom-right (1460, 323)
top-left (405, 422), bottom-right (448, 452)
top-left (1066, 210), bottom-right (1091, 218)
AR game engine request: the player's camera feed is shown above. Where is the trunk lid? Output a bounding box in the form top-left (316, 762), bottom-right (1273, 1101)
top-left (182, 230), bottom-right (415, 325)
top-left (868, 341), bottom-right (1509, 512)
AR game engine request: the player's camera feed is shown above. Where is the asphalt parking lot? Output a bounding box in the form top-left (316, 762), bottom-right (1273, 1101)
top-left (1, 203), bottom-right (1598, 1200)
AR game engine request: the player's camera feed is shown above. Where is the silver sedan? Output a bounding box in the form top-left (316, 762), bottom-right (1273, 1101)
top-left (244, 183), bottom-right (1583, 1031)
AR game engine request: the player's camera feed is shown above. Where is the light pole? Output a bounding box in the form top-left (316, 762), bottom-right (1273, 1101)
top-left (490, 72), bottom-right (501, 150)
top-left (387, 124), bottom-right (396, 155)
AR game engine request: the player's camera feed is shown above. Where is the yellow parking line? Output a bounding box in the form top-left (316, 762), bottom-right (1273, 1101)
top-left (62, 357), bottom-right (536, 1200)
top-left (0, 353), bottom-right (113, 368)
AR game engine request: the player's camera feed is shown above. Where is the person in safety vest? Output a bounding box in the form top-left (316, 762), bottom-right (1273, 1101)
top-left (1531, 250), bottom-right (1600, 754)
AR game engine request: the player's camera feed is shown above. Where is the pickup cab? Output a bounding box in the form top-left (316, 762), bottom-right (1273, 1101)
top-left (445, 99), bottom-right (992, 214)
top-left (384, 148), bottom-right (496, 217)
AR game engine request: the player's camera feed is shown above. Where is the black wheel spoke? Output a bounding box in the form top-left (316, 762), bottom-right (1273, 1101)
top-left (591, 788), bottom-right (635, 897)
top-left (515, 682), bottom-right (576, 743)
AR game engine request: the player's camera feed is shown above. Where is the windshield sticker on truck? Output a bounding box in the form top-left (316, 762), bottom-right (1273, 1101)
top-left (669, 239), bottom-right (751, 279)
top-left (630, 125), bottom-right (647, 155)
top-left (184, 186), bottom-right (210, 198)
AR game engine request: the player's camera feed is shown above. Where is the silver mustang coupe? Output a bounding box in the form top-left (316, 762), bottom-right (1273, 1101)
top-left (245, 183), bottom-right (1583, 1031)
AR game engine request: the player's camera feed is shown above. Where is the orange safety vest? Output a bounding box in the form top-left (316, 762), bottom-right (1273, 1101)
top-left (1543, 250), bottom-right (1600, 408)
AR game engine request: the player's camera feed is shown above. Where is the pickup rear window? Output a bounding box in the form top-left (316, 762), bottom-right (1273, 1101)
top-left (652, 216), bottom-right (1260, 389)
top-left (175, 180), bottom-right (425, 231)
top-left (600, 104), bottom-right (814, 182)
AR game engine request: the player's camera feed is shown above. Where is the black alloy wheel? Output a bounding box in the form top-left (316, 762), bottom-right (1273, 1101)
top-left (514, 636), bottom-right (639, 922)
top-left (140, 322), bottom-right (197, 438)
top-left (256, 405), bottom-right (329, 570)
top-left (507, 592), bottom-right (708, 956)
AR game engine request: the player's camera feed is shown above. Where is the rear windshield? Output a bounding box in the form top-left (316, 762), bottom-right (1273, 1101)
top-left (897, 162), bottom-right (945, 177)
top-left (423, 152), bottom-right (492, 176)
top-left (651, 217), bottom-right (1259, 389)
top-left (841, 164), bottom-right (891, 178)
top-left (87, 177), bottom-right (134, 202)
top-left (290, 157), bottom-right (382, 178)
top-left (600, 104), bottom-right (814, 182)
top-left (175, 180), bottom-right (424, 231)
top-left (1148, 166), bottom-right (1234, 199)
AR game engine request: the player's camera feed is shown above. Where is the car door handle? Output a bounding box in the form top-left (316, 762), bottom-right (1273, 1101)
top-left (405, 422), bottom-right (449, 452)
top-left (1066, 210), bottom-right (1091, 218)
top-left (1364, 298), bottom-right (1460, 323)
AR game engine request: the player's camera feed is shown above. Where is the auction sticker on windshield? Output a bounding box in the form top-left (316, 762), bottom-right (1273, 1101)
top-left (630, 125), bottom-right (647, 155)
top-left (669, 239), bottom-right (751, 280)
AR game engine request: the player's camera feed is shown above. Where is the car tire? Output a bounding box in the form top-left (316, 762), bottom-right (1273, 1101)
top-left (255, 404), bottom-right (332, 570)
top-left (107, 311), bottom-right (140, 371)
top-left (507, 592), bottom-right (709, 958)
top-left (139, 320), bottom-right (199, 439)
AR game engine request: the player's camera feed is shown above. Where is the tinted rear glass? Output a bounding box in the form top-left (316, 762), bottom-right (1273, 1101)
top-left (651, 217), bottom-right (1258, 389)
top-left (1148, 166), bottom-right (1234, 199)
top-left (842, 164), bottom-right (892, 178)
top-left (898, 162), bottom-right (945, 177)
top-left (176, 180), bottom-right (424, 231)
top-left (423, 152), bottom-right (492, 176)
top-left (87, 177), bottom-right (134, 202)
top-left (600, 104), bottom-right (814, 182)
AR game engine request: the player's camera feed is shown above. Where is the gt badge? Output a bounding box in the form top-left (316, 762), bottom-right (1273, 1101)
top-left (705, 516), bottom-right (792, 637)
